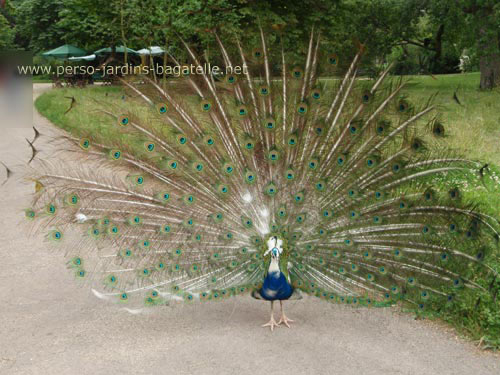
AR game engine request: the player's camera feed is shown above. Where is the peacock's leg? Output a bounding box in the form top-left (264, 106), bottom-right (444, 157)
top-left (277, 300), bottom-right (294, 328)
top-left (262, 301), bottom-right (279, 331)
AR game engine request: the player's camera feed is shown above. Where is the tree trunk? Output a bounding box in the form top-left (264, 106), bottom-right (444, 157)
top-left (477, 14), bottom-right (500, 89)
top-left (479, 52), bottom-right (500, 89)
top-left (430, 24), bottom-right (444, 73)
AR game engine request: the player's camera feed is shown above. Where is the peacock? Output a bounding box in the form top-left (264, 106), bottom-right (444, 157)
top-left (24, 28), bottom-right (499, 332)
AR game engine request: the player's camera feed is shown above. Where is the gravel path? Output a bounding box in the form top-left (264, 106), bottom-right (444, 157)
top-left (0, 84), bottom-right (498, 375)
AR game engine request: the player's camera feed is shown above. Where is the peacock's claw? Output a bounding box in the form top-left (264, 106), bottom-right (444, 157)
top-left (262, 316), bottom-right (279, 332)
top-left (278, 314), bottom-right (294, 328)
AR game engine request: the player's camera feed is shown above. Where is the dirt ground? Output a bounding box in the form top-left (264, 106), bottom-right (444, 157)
top-left (0, 84), bottom-right (498, 375)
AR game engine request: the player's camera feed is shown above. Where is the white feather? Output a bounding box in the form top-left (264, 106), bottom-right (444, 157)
top-left (91, 288), bottom-right (111, 300)
top-left (75, 212), bottom-right (88, 223)
top-left (122, 308), bottom-right (144, 315)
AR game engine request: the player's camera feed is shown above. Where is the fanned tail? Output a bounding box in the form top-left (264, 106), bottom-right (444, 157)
top-left (27, 28), bottom-right (499, 311)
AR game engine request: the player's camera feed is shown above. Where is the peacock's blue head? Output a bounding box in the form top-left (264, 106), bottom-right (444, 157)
top-left (266, 236), bottom-right (283, 260)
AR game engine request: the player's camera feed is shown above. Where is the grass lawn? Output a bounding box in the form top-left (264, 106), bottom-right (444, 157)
top-left (404, 73), bottom-right (500, 165)
top-left (32, 77), bottom-right (53, 83)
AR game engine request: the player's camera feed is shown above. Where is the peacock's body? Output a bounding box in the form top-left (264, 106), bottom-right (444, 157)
top-left (27, 29), bottom-right (498, 331)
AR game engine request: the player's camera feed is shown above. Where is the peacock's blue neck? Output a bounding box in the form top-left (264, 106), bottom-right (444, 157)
top-left (260, 254), bottom-right (293, 301)
top-left (268, 256), bottom-right (281, 275)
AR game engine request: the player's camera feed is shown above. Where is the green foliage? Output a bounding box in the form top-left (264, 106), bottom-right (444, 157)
top-left (441, 284), bottom-right (500, 350)
top-left (13, 0), bottom-right (67, 52)
top-left (0, 12), bottom-right (15, 49)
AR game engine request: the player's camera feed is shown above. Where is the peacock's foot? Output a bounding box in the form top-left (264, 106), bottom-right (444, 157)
top-left (262, 316), bottom-right (279, 332)
top-left (278, 313), bottom-right (294, 328)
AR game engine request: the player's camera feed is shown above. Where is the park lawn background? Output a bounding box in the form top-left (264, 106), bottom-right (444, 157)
top-left (35, 72), bottom-right (500, 348)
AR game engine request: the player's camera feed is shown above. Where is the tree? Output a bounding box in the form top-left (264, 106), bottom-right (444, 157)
top-left (460, 0), bottom-right (500, 89)
top-left (57, 0), bottom-right (127, 52)
top-left (0, 12), bottom-right (15, 49)
top-left (14, 0), bottom-right (67, 52)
